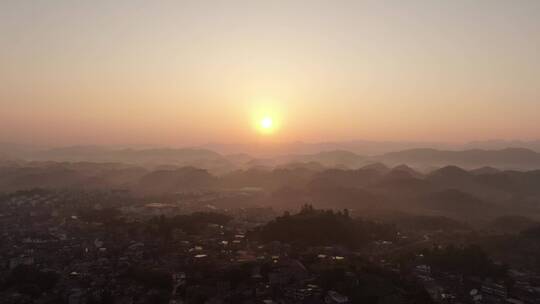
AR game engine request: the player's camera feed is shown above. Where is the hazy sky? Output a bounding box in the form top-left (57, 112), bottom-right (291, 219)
top-left (1, 0), bottom-right (539, 146)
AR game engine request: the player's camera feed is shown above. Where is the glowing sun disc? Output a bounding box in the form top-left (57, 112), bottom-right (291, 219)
top-left (261, 117), bottom-right (273, 129)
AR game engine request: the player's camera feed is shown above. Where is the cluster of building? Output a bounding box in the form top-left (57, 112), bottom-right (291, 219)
top-left (1, 189), bottom-right (540, 304)
top-left (0, 190), bottom-right (352, 303)
top-left (411, 261), bottom-right (540, 303)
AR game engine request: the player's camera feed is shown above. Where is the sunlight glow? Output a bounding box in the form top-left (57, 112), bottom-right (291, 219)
top-left (261, 117), bottom-right (273, 129)
top-left (257, 116), bottom-right (276, 135)
top-left (250, 100), bottom-right (284, 137)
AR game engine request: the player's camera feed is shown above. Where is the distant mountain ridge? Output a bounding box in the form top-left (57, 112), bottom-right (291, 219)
top-left (200, 139), bottom-right (540, 156)
top-left (377, 148), bottom-right (540, 170)
top-left (3, 144), bottom-right (540, 172)
top-left (2, 160), bottom-right (540, 222)
top-left (3, 146), bottom-right (233, 174)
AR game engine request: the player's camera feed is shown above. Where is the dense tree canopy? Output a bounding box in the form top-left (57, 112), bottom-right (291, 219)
top-left (256, 204), bottom-right (396, 248)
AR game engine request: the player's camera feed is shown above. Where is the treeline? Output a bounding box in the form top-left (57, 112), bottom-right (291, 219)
top-left (255, 204), bottom-right (396, 248)
top-left (422, 244), bottom-right (507, 279)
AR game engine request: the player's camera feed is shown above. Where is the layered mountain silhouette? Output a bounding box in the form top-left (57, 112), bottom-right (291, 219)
top-left (3, 145), bottom-right (540, 171)
top-left (2, 145), bottom-right (540, 224)
top-left (378, 148), bottom-right (540, 170)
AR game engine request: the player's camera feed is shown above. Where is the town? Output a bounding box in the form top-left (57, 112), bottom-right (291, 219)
top-left (1, 188), bottom-right (539, 304)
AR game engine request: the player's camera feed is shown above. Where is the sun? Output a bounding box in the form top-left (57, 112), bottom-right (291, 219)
top-left (261, 117), bottom-right (273, 130)
top-left (256, 116), bottom-right (277, 135)
top-left (250, 102), bottom-right (282, 135)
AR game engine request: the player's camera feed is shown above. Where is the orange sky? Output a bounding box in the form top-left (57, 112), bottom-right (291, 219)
top-left (1, 1), bottom-right (540, 146)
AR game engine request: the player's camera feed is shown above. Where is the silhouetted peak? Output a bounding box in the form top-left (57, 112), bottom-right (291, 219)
top-left (470, 166), bottom-right (500, 175)
top-left (429, 165), bottom-right (471, 179)
top-left (276, 161), bottom-right (326, 171)
top-left (426, 188), bottom-right (483, 203)
top-left (390, 164), bottom-right (422, 177)
top-left (361, 162), bottom-right (390, 174)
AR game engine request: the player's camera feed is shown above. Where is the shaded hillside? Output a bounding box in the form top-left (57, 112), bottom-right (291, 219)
top-left (486, 215), bottom-right (540, 234)
top-left (83, 167), bottom-right (149, 189)
top-left (420, 189), bottom-right (496, 222)
top-left (136, 167), bottom-right (216, 194)
top-left (369, 168), bottom-right (432, 199)
top-left (390, 215), bottom-right (470, 232)
top-left (270, 182), bottom-right (384, 211)
top-left (307, 184), bottom-right (383, 210)
top-left (391, 164), bottom-right (424, 178)
top-left (308, 167), bottom-right (383, 189)
top-left (0, 162), bottom-right (146, 192)
top-left (426, 166), bottom-right (509, 200)
top-left (427, 166), bottom-right (475, 185)
top-left (0, 161), bottom-right (540, 222)
top-left (470, 166), bottom-right (500, 175)
top-left (0, 166), bottom-right (85, 192)
top-left (275, 161), bottom-right (327, 171)
top-left (360, 162), bottom-right (391, 175)
top-left (219, 167), bottom-right (317, 190)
